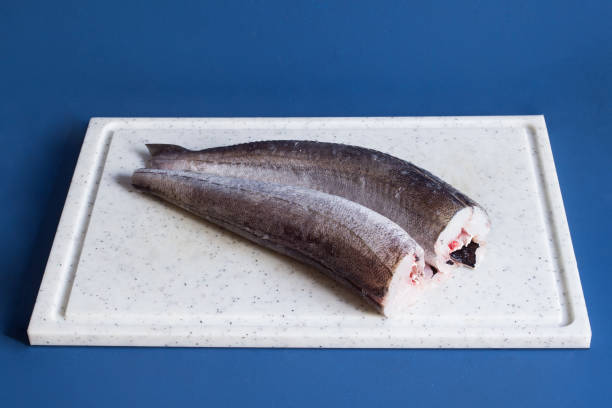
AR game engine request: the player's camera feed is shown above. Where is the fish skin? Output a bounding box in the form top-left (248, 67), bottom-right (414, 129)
top-left (131, 168), bottom-right (422, 312)
top-left (145, 141), bottom-right (485, 265)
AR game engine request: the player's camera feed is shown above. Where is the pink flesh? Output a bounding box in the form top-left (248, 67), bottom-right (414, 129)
top-left (406, 252), bottom-right (425, 285)
top-left (448, 228), bottom-right (471, 251)
top-left (409, 264), bottom-right (420, 285)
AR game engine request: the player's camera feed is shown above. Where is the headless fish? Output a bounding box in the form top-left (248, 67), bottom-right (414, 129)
top-left (145, 141), bottom-right (490, 275)
top-left (132, 169), bottom-right (426, 316)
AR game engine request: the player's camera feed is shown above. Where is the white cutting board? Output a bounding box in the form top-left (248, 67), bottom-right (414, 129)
top-left (27, 116), bottom-right (591, 348)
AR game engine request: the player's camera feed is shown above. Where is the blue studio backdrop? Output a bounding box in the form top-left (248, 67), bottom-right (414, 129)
top-left (1, 1), bottom-right (610, 406)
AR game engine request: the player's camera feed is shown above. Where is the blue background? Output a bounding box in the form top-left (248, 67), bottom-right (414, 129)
top-left (1, 1), bottom-right (610, 406)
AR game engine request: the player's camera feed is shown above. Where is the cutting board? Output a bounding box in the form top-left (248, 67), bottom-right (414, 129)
top-left (27, 116), bottom-right (591, 348)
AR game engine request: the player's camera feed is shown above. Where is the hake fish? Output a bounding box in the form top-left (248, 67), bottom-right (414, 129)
top-left (132, 169), bottom-right (426, 316)
top-left (145, 141), bottom-right (490, 275)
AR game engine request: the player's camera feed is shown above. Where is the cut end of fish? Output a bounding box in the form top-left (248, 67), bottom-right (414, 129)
top-left (434, 206), bottom-right (490, 274)
top-left (381, 248), bottom-right (426, 317)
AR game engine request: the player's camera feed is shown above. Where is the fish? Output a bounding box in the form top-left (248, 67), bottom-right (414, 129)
top-left (131, 168), bottom-right (426, 316)
top-left (144, 141), bottom-right (490, 274)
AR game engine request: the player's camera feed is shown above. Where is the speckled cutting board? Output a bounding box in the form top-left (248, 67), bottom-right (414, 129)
top-left (27, 117), bottom-right (591, 348)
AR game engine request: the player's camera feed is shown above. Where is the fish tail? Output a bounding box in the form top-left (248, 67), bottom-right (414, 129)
top-left (146, 144), bottom-right (189, 157)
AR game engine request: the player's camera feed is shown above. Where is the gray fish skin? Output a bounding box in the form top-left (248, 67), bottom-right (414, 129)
top-left (131, 169), bottom-right (423, 313)
top-left (146, 141), bottom-right (488, 266)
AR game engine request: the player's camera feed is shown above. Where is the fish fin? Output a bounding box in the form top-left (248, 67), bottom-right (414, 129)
top-left (146, 144), bottom-right (189, 157)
